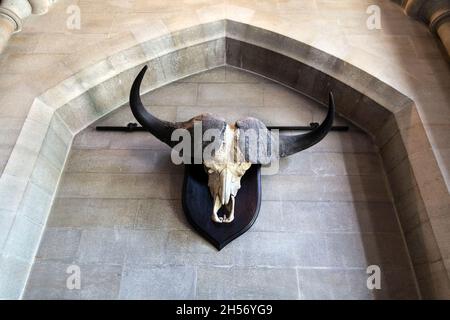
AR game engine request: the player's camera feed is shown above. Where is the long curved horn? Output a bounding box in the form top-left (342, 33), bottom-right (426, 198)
top-left (130, 65), bottom-right (178, 147)
top-left (278, 92), bottom-right (335, 157)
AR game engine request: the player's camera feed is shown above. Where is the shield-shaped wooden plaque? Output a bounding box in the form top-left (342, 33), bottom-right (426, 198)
top-left (182, 164), bottom-right (262, 250)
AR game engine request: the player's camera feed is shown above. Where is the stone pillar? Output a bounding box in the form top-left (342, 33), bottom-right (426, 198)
top-left (430, 8), bottom-right (450, 56)
top-left (0, 0), bottom-right (57, 54)
top-left (0, 0), bottom-right (32, 53)
top-left (399, 0), bottom-right (450, 57)
top-left (28, 0), bottom-right (50, 15)
top-left (403, 0), bottom-right (427, 17)
top-left (437, 21), bottom-right (450, 54)
top-left (0, 8), bottom-right (18, 53)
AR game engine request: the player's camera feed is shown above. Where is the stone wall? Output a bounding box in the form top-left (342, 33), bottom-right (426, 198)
top-left (24, 67), bottom-right (418, 299)
top-left (0, 2), bottom-right (449, 299)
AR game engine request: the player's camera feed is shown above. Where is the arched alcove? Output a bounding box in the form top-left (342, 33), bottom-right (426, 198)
top-left (1, 20), bottom-right (448, 299)
top-left (24, 66), bottom-right (419, 299)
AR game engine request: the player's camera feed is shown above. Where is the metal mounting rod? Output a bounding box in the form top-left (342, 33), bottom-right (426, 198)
top-left (96, 122), bottom-right (349, 132)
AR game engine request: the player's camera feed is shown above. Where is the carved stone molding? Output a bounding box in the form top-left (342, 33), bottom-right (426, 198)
top-left (0, 6), bottom-right (24, 32)
top-left (399, 0), bottom-right (450, 56)
top-left (28, 0), bottom-right (50, 15)
top-left (0, 0), bottom-right (54, 54)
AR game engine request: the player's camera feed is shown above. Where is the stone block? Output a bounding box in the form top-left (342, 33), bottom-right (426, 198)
top-left (425, 125), bottom-right (450, 149)
top-left (0, 53), bottom-right (62, 74)
top-left (414, 88), bottom-right (450, 125)
top-left (375, 113), bottom-right (398, 148)
top-left (409, 148), bottom-right (446, 188)
top-left (2, 214), bottom-right (42, 262)
top-left (262, 175), bottom-right (389, 202)
top-left (399, 123), bottom-right (432, 159)
top-left (139, 32), bottom-right (178, 60)
top-left (0, 174), bottom-right (29, 212)
top-left (282, 201), bottom-right (400, 233)
top-left (415, 260), bottom-right (450, 299)
top-left (65, 149), bottom-right (180, 174)
top-left (85, 75), bottom-right (128, 116)
top-left (17, 182), bottom-right (52, 225)
top-left (360, 233), bottom-right (412, 270)
top-left (405, 221), bottom-right (442, 265)
top-left (78, 228), bottom-right (128, 265)
top-left (0, 209), bottom-right (15, 254)
top-left (36, 228), bottom-right (81, 262)
top-left (114, 59), bottom-right (167, 99)
top-left (197, 266), bottom-right (298, 299)
top-left (119, 265), bottom-right (196, 299)
top-left (372, 268), bottom-right (419, 299)
top-left (225, 66), bottom-right (265, 83)
top-left (348, 95), bottom-right (392, 137)
top-left (2, 118), bottom-right (49, 179)
top-left (164, 230), bottom-right (234, 266)
top-left (0, 255), bottom-right (31, 299)
top-left (135, 199), bottom-right (189, 230)
top-left (263, 82), bottom-right (314, 110)
top-left (297, 268), bottom-right (372, 300)
top-left (306, 130), bottom-right (377, 153)
top-left (176, 105), bottom-right (310, 126)
top-left (226, 38), bottom-right (303, 91)
top-left (107, 44), bottom-right (147, 74)
top-left (197, 82), bottom-right (263, 107)
top-left (24, 261), bottom-right (122, 300)
top-left (38, 75), bottom-right (86, 110)
top-left (386, 157), bottom-right (416, 201)
top-left (171, 20), bottom-right (225, 49)
top-left (78, 264), bottom-right (122, 300)
top-left (251, 201), bottom-right (284, 232)
top-left (395, 185), bottom-right (428, 233)
top-left (73, 129), bottom-right (170, 151)
top-left (49, 198), bottom-right (138, 228)
top-left (56, 93), bottom-right (103, 134)
top-left (95, 103), bottom-right (178, 126)
top-left (325, 233), bottom-right (366, 268)
top-left (229, 231), bottom-right (328, 268)
top-left (181, 66), bottom-right (226, 83)
top-left (0, 118), bottom-right (23, 148)
top-left (125, 230), bottom-right (167, 265)
top-left (29, 153), bottom-right (60, 194)
top-left (429, 215), bottom-right (450, 260)
top-left (160, 38), bottom-right (225, 83)
top-left (142, 82), bottom-right (197, 106)
top-left (326, 232), bottom-right (411, 269)
top-left (34, 33), bottom-right (107, 55)
top-left (279, 152), bottom-right (382, 176)
top-left (380, 131), bottom-right (408, 173)
top-left (26, 98), bottom-right (54, 125)
top-left (57, 173), bottom-right (177, 200)
top-left (38, 116), bottom-right (72, 170)
top-left (2, 144), bottom-right (40, 181)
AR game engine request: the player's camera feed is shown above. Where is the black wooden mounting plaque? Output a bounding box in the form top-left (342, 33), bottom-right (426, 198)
top-left (182, 164), bottom-right (262, 250)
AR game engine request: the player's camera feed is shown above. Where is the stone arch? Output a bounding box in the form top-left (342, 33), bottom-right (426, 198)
top-left (1, 19), bottom-right (449, 299)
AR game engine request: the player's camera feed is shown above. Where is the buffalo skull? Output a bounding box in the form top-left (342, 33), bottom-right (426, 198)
top-left (130, 66), bottom-right (335, 223)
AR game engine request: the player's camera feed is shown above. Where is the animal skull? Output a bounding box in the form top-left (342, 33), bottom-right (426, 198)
top-left (203, 124), bottom-right (251, 223)
top-left (129, 66), bottom-right (335, 224)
